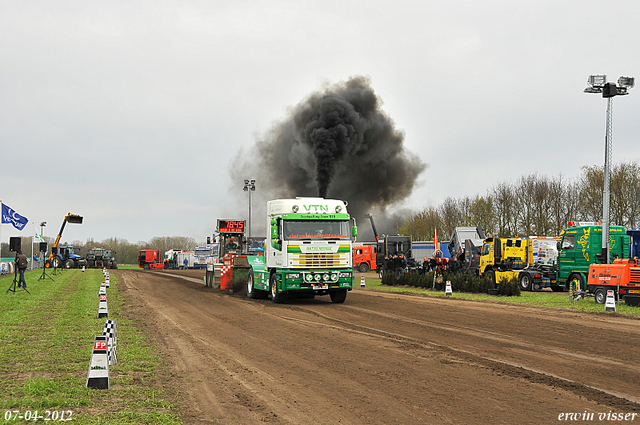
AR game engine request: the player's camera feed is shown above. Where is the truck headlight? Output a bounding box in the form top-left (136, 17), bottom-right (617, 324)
top-left (338, 272), bottom-right (351, 278)
top-left (286, 273), bottom-right (301, 280)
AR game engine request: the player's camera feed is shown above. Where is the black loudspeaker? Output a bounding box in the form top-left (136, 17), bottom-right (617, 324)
top-left (40, 242), bottom-right (48, 252)
top-left (9, 237), bottom-right (21, 252)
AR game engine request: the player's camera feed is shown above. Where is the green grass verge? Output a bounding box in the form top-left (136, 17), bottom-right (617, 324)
top-left (363, 275), bottom-right (640, 316)
top-left (0, 269), bottom-right (182, 424)
top-left (112, 264), bottom-right (139, 270)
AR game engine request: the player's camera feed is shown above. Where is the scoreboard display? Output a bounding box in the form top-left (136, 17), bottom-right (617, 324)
top-left (217, 219), bottom-right (245, 234)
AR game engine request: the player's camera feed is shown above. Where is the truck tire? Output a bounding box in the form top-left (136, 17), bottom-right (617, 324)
top-left (330, 289), bottom-right (347, 303)
top-left (247, 268), bottom-right (256, 298)
top-left (568, 273), bottom-right (584, 292)
top-left (247, 268), bottom-right (268, 299)
top-left (65, 259), bottom-right (75, 269)
top-left (594, 287), bottom-right (607, 305)
top-left (358, 263), bottom-right (370, 273)
top-left (485, 270), bottom-right (495, 285)
top-left (519, 273), bottom-right (532, 291)
top-left (378, 269), bottom-right (384, 279)
top-left (270, 274), bottom-right (286, 304)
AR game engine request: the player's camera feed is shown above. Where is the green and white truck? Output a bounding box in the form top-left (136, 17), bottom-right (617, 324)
top-left (246, 198), bottom-right (357, 303)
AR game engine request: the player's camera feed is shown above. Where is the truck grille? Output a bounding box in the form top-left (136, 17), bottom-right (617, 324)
top-left (291, 253), bottom-right (346, 268)
top-left (630, 268), bottom-right (640, 285)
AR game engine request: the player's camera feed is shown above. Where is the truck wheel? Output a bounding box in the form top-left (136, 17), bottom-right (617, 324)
top-left (247, 268), bottom-right (269, 300)
top-left (485, 270), bottom-right (495, 285)
top-left (65, 259), bottom-right (75, 269)
top-left (358, 263), bottom-right (370, 273)
top-left (52, 257), bottom-right (63, 269)
top-left (270, 274), bottom-right (286, 304)
top-left (247, 268), bottom-right (257, 299)
top-left (519, 274), bottom-right (532, 291)
top-left (568, 274), bottom-right (584, 292)
top-left (144, 263), bottom-right (150, 270)
top-left (594, 287), bottom-right (607, 304)
top-left (330, 289), bottom-right (347, 303)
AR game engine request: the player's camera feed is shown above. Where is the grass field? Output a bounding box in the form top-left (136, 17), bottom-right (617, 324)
top-left (0, 269), bottom-right (182, 424)
top-left (363, 275), bottom-right (640, 316)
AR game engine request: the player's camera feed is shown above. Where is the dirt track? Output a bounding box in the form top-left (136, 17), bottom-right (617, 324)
top-left (115, 269), bottom-right (640, 424)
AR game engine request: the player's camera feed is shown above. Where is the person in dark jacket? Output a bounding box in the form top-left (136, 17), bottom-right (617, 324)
top-left (393, 254), bottom-right (404, 278)
top-left (15, 250), bottom-right (28, 289)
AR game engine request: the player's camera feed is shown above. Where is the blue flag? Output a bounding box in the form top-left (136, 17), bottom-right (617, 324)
top-left (1, 203), bottom-right (28, 231)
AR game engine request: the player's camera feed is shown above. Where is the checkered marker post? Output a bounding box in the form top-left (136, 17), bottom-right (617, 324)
top-left (220, 265), bottom-right (233, 290)
top-left (86, 335), bottom-right (109, 389)
top-left (103, 319), bottom-right (117, 365)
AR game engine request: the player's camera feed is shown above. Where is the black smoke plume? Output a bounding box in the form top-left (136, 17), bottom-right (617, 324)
top-left (232, 76), bottom-right (426, 236)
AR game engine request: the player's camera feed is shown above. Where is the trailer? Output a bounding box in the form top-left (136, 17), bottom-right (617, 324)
top-left (176, 251), bottom-right (195, 269)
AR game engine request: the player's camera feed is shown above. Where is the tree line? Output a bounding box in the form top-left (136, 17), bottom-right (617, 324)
top-left (1, 236), bottom-right (198, 265)
top-left (399, 160), bottom-right (640, 241)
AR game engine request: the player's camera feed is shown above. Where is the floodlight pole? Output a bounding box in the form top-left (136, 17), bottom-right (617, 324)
top-left (584, 75), bottom-right (634, 264)
top-left (243, 179), bottom-right (256, 240)
top-left (602, 96), bottom-right (613, 264)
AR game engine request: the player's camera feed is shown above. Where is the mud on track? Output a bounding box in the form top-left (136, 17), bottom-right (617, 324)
top-left (115, 269), bottom-right (640, 425)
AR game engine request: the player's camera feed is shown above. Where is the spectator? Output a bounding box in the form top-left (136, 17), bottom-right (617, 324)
top-left (393, 254), bottom-right (404, 279)
top-left (15, 250), bottom-right (28, 289)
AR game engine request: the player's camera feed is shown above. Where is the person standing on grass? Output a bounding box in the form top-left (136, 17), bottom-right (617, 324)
top-left (15, 250), bottom-right (28, 289)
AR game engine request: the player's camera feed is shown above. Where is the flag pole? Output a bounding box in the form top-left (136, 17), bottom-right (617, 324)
top-left (31, 221), bottom-right (35, 270)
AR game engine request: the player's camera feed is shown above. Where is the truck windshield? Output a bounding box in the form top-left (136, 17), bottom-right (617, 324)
top-left (283, 220), bottom-right (350, 240)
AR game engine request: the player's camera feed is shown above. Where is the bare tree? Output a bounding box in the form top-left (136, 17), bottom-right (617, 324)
top-left (490, 181), bottom-right (517, 237)
top-left (467, 195), bottom-right (495, 235)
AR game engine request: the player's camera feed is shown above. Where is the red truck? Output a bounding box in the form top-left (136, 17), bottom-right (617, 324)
top-left (137, 250), bottom-right (165, 269)
top-left (353, 245), bottom-right (377, 273)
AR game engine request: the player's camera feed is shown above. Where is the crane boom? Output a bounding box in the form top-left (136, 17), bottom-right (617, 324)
top-left (365, 214), bottom-right (379, 242)
top-left (46, 213), bottom-right (83, 267)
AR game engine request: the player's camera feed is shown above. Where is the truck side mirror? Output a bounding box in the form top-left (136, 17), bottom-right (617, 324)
top-left (557, 241), bottom-right (562, 251)
top-left (270, 218), bottom-right (281, 250)
top-left (352, 226), bottom-right (358, 238)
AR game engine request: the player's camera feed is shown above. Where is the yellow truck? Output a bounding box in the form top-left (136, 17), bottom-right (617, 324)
top-left (477, 236), bottom-right (558, 290)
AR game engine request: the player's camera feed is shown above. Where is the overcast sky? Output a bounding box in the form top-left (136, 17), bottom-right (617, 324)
top-left (2, 0), bottom-right (639, 246)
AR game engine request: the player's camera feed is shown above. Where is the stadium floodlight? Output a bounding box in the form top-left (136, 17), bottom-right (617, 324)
top-left (618, 76), bottom-right (635, 89)
top-left (588, 74), bottom-right (607, 87)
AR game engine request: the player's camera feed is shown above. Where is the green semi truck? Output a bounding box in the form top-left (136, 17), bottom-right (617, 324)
top-left (246, 198), bottom-right (357, 303)
top-left (555, 222), bottom-right (629, 291)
